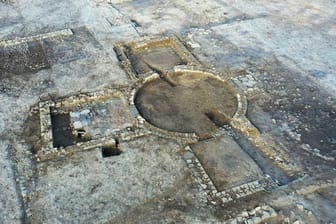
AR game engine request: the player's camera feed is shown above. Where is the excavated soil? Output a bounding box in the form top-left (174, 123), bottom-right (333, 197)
top-left (135, 71), bottom-right (238, 138)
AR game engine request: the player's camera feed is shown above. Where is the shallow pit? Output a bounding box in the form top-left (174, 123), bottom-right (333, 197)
top-left (191, 136), bottom-right (263, 191)
top-left (127, 46), bottom-right (184, 75)
top-left (115, 36), bottom-right (199, 78)
top-left (102, 145), bottom-right (122, 157)
top-left (50, 112), bottom-right (76, 148)
top-left (134, 70), bottom-right (238, 138)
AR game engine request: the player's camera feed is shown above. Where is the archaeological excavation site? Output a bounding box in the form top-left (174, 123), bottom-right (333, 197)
top-left (0, 0), bottom-right (335, 223)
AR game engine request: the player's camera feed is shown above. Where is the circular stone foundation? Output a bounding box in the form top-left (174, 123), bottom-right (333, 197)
top-left (134, 70), bottom-right (238, 139)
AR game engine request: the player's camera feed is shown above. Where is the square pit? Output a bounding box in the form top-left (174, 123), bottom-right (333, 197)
top-left (115, 36), bottom-right (199, 78)
top-left (191, 135), bottom-right (264, 192)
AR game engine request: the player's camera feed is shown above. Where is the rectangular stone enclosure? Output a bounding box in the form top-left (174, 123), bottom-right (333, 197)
top-left (38, 89), bottom-right (135, 161)
top-left (114, 36), bottom-right (199, 78)
top-left (191, 136), bottom-right (264, 192)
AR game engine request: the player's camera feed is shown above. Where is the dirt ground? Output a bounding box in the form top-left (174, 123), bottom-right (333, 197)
top-left (0, 0), bottom-right (335, 223)
top-left (135, 71), bottom-right (237, 138)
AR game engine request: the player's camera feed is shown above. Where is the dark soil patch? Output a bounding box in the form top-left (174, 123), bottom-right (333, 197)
top-left (126, 46), bottom-right (184, 76)
top-left (0, 41), bottom-right (50, 76)
top-left (50, 112), bottom-right (76, 148)
top-left (135, 71), bottom-right (238, 138)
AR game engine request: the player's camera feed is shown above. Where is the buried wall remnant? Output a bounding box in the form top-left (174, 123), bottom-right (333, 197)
top-left (0, 29), bottom-right (73, 76)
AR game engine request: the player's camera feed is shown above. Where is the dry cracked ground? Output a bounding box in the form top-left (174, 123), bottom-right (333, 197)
top-left (0, 0), bottom-right (335, 223)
